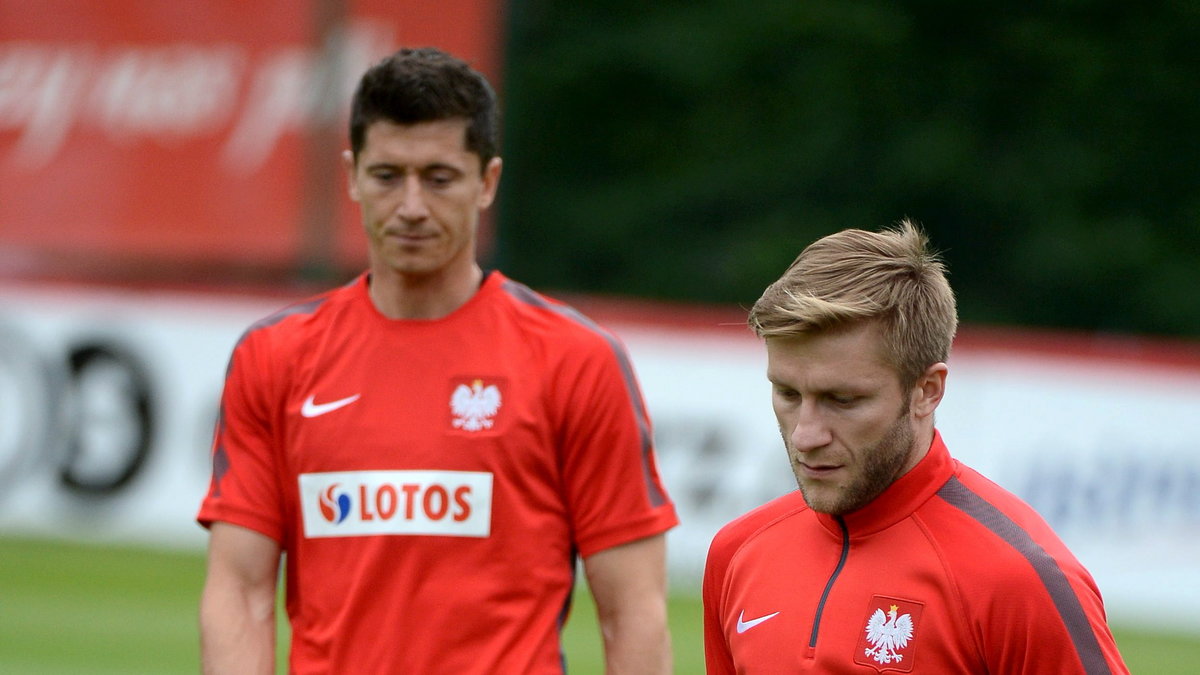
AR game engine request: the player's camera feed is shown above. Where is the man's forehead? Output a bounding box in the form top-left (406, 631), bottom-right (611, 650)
top-left (359, 118), bottom-right (473, 156)
top-left (765, 328), bottom-right (896, 381)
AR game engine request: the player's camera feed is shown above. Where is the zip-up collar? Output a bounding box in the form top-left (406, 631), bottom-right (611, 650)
top-left (808, 515), bottom-right (850, 650)
top-left (814, 430), bottom-right (955, 539)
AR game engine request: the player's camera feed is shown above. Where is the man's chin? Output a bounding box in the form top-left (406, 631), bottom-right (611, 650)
top-left (796, 481), bottom-right (848, 515)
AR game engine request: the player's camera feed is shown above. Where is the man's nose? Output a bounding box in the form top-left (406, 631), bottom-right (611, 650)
top-left (789, 402), bottom-right (832, 453)
top-left (395, 176), bottom-right (430, 221)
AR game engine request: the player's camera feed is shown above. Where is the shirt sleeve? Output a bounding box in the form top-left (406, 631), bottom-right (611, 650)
top-left (196, 329), bottom-right (287, 543)
top-left (554, 328), bottom-right (678, 558)
top-left (936, 474), bottom-right (1130, 675)
top-left (973, 549), bottom-right (1129, 674)
top-left (702, 525), bottom-right (738, 675)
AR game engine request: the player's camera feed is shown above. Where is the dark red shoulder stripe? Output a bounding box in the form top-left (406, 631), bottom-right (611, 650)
top-left (209, 297), bottom-right (329, 497)
top-left (936, 477), bottom-right (1111, 675)
top-left (237, 297), bottom-right (328, 347)
top-left (221, 297), bottom-right (327, 378)
top-left (501, 280), bottom-right (666, 508)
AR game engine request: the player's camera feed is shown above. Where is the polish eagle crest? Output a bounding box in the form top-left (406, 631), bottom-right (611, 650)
top-left (450, 379), bottom-right (502, 431)
top-left (863, 604), bottom-right (915, 665)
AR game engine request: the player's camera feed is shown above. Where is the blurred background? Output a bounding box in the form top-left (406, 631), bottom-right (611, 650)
top-left (2, 1), bottom-right (1199, 672)
top-left (501, 0), bottom-right (1200, 337)
top-left (4, 0), bottom-right (1197, 334)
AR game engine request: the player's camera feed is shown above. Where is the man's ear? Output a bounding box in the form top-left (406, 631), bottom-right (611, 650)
top-left (911, 362), bottom-right (948, 419)
top-left (477, 156), bottom-right (503, 209)
top-left (343, 149), bottom-right (360, 202)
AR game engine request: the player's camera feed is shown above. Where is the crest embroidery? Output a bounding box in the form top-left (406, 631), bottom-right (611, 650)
top-left (864, 605), bottom-right (914, 664)
top-left (450, 379), bottom-right (502, 431)
top-left (854, 596), bottom-right (923, 672)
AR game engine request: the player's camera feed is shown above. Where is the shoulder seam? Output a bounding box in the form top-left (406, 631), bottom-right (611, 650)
top-left (910, 509), bottom-right (988, 666)
top-left (718, 497), bottom-right (810, 567)
top-left (236, 296), bottom-right (330, 347)
top-left (499, 278), bottom-right (667, 508)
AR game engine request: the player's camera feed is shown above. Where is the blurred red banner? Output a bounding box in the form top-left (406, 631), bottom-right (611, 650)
top-left (0, 0), bottom-right (504, 282)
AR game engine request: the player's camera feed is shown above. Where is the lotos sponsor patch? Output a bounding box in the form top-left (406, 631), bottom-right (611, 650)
top-left (299, 470), bottom-right (493, 538)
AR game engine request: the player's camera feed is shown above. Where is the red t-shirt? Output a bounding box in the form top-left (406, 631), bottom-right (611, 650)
top-left (704, 432), bottom-right (1128, 674)
top-left (198, 271), bottom-right (678, 674)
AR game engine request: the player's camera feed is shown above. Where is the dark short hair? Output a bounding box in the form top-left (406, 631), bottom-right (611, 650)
top-left (348, 47), bottom-right (499, 169)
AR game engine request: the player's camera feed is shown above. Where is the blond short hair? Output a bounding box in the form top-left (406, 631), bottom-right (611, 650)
top-left (749, 219), bottom-right (957, 386)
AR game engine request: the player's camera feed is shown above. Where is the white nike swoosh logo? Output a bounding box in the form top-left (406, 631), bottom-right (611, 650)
top-left (301, 394), bottom-right (361, 418)
top-left (736, 610), bottom-right (780, 634)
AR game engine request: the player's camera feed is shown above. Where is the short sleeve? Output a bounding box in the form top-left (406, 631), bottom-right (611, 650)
top-left (196, 330), bottom-right (287, 543)
top-left (703, 525), bottom-right (738, 675)
top-left (554, 329), bottom-right (677, 558)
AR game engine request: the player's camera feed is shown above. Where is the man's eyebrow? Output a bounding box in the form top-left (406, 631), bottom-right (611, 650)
top-left (363, 161), bottom-right (464, 173)
top-left (421, 162), bottom-right (464, 173)
top-left (363, 160), bottom-right (400, 171)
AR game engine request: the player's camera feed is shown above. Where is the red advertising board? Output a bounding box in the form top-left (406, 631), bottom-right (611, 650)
top-left (0, 0), bottom-right (504, 282)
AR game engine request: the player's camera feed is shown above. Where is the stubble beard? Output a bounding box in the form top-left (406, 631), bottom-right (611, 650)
top-left (791, 403), bottom-right (915, 516)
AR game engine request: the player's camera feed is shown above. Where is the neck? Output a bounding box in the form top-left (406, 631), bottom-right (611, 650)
top-left (902, 421), bottom-right (936, 476)
top-left (368, 264), bottom-right (484, 320)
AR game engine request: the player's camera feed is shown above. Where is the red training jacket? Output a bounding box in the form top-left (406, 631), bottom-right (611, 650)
top-left (704, 432), bottom-right (1128, 674)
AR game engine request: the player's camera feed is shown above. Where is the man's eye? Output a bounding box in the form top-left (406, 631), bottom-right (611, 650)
top-left (425, 171), bottom-right (457, 187)
top-left (829, 394), bottom-right (858, 406)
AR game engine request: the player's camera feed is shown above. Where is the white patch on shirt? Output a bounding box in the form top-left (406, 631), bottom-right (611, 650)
top-left (299, 470), bottom-right (493, 538)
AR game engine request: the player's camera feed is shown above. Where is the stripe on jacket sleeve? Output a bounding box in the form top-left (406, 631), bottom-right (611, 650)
top-left (937, 477), bottom-right (1111, 675)
top-left (502, 280), bottom-right (666, 507)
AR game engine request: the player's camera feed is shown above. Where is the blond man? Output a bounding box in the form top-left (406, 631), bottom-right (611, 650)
top-left (703, 221), bottom-right (1128, 674)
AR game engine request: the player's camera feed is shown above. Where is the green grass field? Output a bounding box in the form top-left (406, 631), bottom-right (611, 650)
top-left (1, 536), bottom-right (1196, 673)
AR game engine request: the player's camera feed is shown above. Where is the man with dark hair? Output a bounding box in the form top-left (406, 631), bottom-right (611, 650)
top-left (198, 48), bottom-right (677, 674)
top-left (703, 221), bottom-right (1128, 673)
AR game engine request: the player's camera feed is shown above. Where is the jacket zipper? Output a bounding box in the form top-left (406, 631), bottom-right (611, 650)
top-left (809, 516), bottom-right (850, 648)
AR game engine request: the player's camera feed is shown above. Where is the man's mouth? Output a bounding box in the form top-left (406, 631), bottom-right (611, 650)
top-left (797, 461), bottom-right (843, 479)
top-left (384, 229), bottom-right (433, 244)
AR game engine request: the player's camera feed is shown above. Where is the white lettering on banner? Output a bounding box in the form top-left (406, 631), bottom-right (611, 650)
top-left (94, 46), bottom-right (241, 137)
top-left (222, 22), bottom-right (392, 171)
top-left (299, 470), bottom-right (493, 538)
top-left (0, 20), bottom-right (393, 171)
